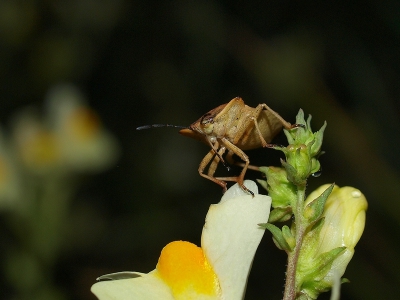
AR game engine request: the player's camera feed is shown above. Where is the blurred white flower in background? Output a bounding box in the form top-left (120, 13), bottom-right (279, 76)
top-left (46, 84), bottom-right (119, 172)
top-left (1, 83), bottom-right (120, 299)
top-left (12, 109), bottom-right (62, 174)
top-left (11, 83), bottom-right (119, 175)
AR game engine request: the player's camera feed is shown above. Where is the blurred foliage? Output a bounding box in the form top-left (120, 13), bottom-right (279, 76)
top-left (0, 0), bottom-right (399, 299)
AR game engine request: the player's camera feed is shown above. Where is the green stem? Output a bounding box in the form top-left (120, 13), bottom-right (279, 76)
top-left (283, 186), bottom-right (307, 300)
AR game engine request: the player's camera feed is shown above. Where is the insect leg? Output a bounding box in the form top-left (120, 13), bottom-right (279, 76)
top-left (249, 103), bottom-right (301, 148)
top-left (215, 138), bottom-right (254, 196)
top-left (198, 145), bottom-right (228, 192)
top-left (259, 104), bottom-right (293, 130)
top-left (207, 146), bottom-right (227, 178)
top-left (205, 137), bottom-right (229, 169)
top-left (226, 151), bottom-right (260, 171)
top-left (251, 116), bottom-right (272, 147)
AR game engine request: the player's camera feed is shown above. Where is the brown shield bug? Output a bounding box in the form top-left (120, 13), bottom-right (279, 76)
top-left (137, 97), bottom-right (297, 195)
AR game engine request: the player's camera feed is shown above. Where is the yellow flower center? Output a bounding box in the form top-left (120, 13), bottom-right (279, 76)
top-left (21, 131), bottom-right (60, 168)
top-left (156, 241), bottom-right (220, 299)
top-left (67, 108), bottom-right (100, 141)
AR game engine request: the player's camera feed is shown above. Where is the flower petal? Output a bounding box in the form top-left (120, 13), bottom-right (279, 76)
top-left (156, 241), bottom-right (220, 299)
top-left (307, 185), bottom-right (367, 253)
top-left (201, 180), bottom-right (272, 300)
top-left (92, 180), bottom-right (271, 300)
top-left (91, 271), bottom-right (175, 300)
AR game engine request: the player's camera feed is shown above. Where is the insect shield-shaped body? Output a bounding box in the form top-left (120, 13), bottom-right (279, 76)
top-left (179, 97), bottom-right (293, 194)
top-left (137, 97), bottom-right (294, 195)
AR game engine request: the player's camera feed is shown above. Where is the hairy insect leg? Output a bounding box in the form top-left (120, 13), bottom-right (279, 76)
top-left (207, 146), bottom-right (227, 178)
top-left (250, 103), bottom-right (302, 148)
top-left (232, 102), bottom-right (292, 148)
top-left (205, 138), bottom-right (229, 169)
top-left (259, 104), bottom-right (293, 130)
top-left (214, 138), bottom-right (254, 196)
top-left (198, 147), bottom-right (228, 192)
top-left (260, 103), bottom-right (306, 131)
top-left (225, 151), bottom-right (260, 172)
top-left (251, 116), bottom-right (274, 148)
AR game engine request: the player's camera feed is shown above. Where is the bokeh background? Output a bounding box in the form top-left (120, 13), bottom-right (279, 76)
top-left (1, 0), bottom-right (399, 299)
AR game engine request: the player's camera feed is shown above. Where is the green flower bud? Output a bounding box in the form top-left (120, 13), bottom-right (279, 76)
top-left (274, 110), bottom-right (326, 186)
top-left (306, 185), bottom-right (367, 254)
top-left (286, 144), bottom-right (311, 182)
top-left (259, 166), bottom-right (296, 208)
top-left (296, 185), bottom-right (368, 299)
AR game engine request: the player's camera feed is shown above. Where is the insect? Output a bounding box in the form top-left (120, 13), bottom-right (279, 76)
top-left (137, 97), bottom-right (297, 195)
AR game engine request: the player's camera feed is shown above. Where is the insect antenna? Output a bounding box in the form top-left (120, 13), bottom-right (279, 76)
top-left (136, 124), bottom-right (188, 130)
top-left (136, 124), bottom-right (231, 172)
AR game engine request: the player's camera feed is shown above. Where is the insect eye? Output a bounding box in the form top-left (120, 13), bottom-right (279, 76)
top-left (200, 114), bottom-right (215, 134)
top-left (201, 114), bottom-right (214, 126)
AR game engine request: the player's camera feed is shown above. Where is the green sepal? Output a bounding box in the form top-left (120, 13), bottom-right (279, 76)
top-left (296, 294), bottom-right (311, 300)
top-left (300, 281), bottom-right (330, 300)
top-left (298, 246), bottom-right (347, 299)
top-left (259, 223), bottom-right (291, 251)
top-left (341, 278), bottom-right (350, 284)
top-left (309, 247), bottom-right (346, 281)
top-left (306, 114), bottom-right (313, 131)
top-left (295, 109), bottom-right (307, 128)
top-left (283, 109), bottom-right (306, 144)
top-left (308, 216), bottom-right (325, 237)
top-left (268, 207), bottom-right (293, 223)
top-left (310, 121), bottom-right (326, 156)
top-left (310, 158), bottom-right (321, 175)
top-left (301, 247), bottom-right (346, 299)
top-left (304, 184), bottom-right (334, 223)
top-left (300, 276), bottom-right (349, 300)
top-left (284, 128), bottom-right (294, 145)
top-left (257, 178), bottom-right (268, 191)
top-left (340, 278), bottom-right (350, 283)
top-left (282, 225), bottom-right (296, 251)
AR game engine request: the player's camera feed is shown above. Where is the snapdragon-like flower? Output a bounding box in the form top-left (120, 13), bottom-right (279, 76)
top-left (46, 84), bottom-right (119, 172)
top-left (91, 180), bottom-right (271, 300)
top-left (11, 84), bottom-right (119, 175)
top-left (297, 184), bottom-right (368, 298)
top-left (12, 110), bottom-right (62, 173)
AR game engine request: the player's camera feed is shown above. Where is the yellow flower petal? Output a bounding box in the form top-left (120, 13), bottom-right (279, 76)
top-left (156, 241), bottom-right (220, 299)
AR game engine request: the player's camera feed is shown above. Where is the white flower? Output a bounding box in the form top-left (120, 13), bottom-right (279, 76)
top-left (297, 184), bottom-right (368, 298)
top-left (46, 83), bottom-right (119, 172)
top-left (311, 185), bottom-right (367, 283)
top-left (91, 180), bottom-right (271, 300)
top-left (10, 84), bottom-right (119, 174)
top-left (11, 110), bottom-right (62, 173)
